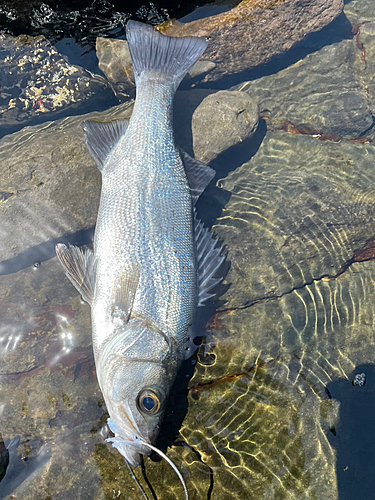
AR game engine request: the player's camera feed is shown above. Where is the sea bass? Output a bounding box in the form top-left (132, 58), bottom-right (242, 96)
top-left (56, 20), bottom-right (224, 497)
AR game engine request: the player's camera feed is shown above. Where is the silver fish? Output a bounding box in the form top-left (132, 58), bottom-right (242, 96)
top-left (56, 20), bottom-right (224, 498)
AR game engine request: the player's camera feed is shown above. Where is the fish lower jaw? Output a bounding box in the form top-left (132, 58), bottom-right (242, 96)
top-left (107, 434), bottom-right (150, 467)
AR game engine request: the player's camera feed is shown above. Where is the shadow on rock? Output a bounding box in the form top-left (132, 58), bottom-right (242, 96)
top-left (198, 12), bottom-right (354, 91)
top-left (0, 226), bottom-right (95, 276)
top-left (0, 437), bottom-right (51, 499)
top-left (327, 364), bottom-right (375, 500)
top-left (197, 118), bottom-right (268, 228)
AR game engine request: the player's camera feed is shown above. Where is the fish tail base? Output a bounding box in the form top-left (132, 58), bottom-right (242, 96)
top-left (126, 20), bottom-right (208, 91)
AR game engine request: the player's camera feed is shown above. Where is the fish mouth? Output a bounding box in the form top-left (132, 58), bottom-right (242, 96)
top-left (108, 434), bottom-right (144, 467)
top-left (106, 413), bottom-right (189, 499)
top-left (106, 416), bottom-right (150, 467)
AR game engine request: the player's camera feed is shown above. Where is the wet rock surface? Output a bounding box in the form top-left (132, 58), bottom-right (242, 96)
top-left (95, 37), bottom-right (134, 100)
top-left (2, 0), bottom-right (375, 499)
top-left (237, 38), bottom-right (374, 138)
top-left (160, 0), bottom-right (344, 83)
top-left (0, 257), bottom-right (105, 500)
top-left (0, 102), bottom-right (133, 264)
top-left (192, 90), bottom-right (259, 163)
top-left (213, 128), bottom-right (375, 331)
top-left (0, 34), bottom-right (116, 137)
top-left (175, 129), bottom-right (375, 499)
top-left (344, 0), bottom-right (375, 24)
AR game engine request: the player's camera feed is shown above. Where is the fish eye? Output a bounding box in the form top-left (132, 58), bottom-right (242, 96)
top-left (137, 389), bottom-right (161, 415)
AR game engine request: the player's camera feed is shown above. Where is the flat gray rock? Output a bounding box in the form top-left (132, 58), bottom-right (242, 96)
top-left (192, 90), bottom-right (259, 164)
top-left (238, 38), bottom-right (373, 138)
top-left (344, 0), bottom-right (375, 23)
top-left (351, 21), bottom-right (375, 124)
top-left (0, 102), bottom-right (133, 264)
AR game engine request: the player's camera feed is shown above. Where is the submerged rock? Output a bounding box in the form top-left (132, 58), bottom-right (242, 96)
top-left (0, 34), bottom-right (115, 136)
top-left (192, 90), bottom-right (259, 163)
top-left (0, 254), bottom-right (106, 499)
top-left (2, 11), bottom-right (375, 496)
top-left (344, 0), bottom-right (375, 24)
top-left (237, 37), bottom-right (373, 138)
top-left (175, 129), bottom-right (375, 499)
top-left (350, 21), bottom-right (375, 125)
top-left (95, 37), bottom-right (134, 100)
top-left (160, 0), bottom-right (344, 83)
top-left (0, 102), bottom-right (133, 264)
top-left (214, 130), bottom-right (375, 308)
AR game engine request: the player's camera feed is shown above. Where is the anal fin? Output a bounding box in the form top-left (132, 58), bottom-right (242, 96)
top-left (56, 243), bottom-right (96, 304)
top-left (195, 215), bottom-right (225, 306)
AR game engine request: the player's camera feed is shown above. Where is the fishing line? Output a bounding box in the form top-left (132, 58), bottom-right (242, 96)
top-left (173, 440), bottom-right (214, 500)
top-left (125, 458), bottom-right (149, 500)
top-left (139, 440), bottom-right (189, 500)
top-left (141, 458), bottom-right (158, 500)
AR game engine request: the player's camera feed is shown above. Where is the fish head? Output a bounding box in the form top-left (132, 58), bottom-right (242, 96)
top-left (101, 323), bottom-right (175, 467)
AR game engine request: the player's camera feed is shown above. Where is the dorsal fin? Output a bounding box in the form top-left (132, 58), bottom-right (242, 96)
top-left (82, 120), bottom-right (128, 172)
top-left (180, 149), bottom-right (215, 204)
top-left (111, 263), bottom-right (140, 327)
top-left (195, 215), bottom-right (225, 306)
top-left (56, 244), bottom-right (96, 304)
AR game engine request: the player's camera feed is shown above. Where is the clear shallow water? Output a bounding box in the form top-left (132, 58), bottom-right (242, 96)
top-left (1, 0), bottom-right (375, 499)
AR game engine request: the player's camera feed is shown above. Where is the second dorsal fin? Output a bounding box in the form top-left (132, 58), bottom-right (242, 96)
top-left (82, 119), bottom-right (128, 172)
top-left (179, 149), bottom-right (215, 204)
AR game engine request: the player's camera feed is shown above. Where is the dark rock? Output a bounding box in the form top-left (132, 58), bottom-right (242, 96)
top-left (0, 34), bottom-right (115, 135)
top-left (160, 0), bottom-right (344, 83)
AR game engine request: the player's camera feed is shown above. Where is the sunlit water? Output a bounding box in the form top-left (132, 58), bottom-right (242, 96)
top-left (1, 0), bottom-right (375, 499)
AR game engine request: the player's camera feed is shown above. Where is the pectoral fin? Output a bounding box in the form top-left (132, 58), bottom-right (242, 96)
top-left (56, 244), bottom-right (96, 304)
top-left (111, 264), bottom-right (140, 326)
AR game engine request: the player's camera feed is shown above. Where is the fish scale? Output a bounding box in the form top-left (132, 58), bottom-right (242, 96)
top-left (56, 20), bottom-right (225, 499)
top-left (93, 83), bottom-right (196, 350)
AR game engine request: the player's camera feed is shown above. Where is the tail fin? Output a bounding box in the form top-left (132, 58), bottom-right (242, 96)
top-left (126, 20), bottom-right (208, 90)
